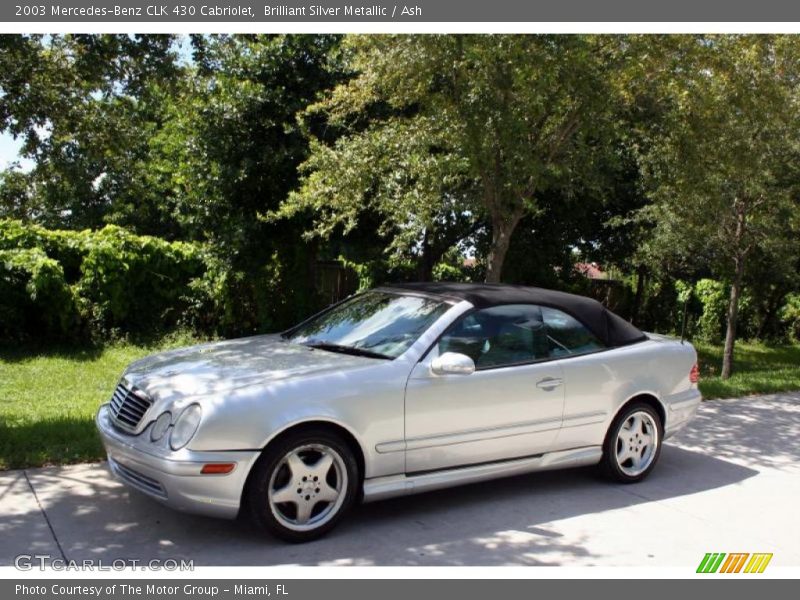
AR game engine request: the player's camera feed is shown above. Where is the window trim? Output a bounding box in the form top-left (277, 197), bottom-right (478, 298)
top-left (420, 302), bottom-right (612, 371)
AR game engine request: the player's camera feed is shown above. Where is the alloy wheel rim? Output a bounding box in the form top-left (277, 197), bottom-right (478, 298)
top-left (614, 411), bottom-right (658, 477)
top-left (267, 443), bottom-right (348, 532)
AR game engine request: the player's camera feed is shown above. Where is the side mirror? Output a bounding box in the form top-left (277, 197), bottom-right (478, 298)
top-left (431, 352), bottom-right (475, 376)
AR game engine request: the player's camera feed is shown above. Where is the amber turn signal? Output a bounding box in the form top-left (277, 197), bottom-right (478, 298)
top-left (200, 463), bottom-right (235, 474)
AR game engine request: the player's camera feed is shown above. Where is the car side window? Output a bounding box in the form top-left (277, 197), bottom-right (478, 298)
top-left (437, 304), bottom-right (551, 369)
top-left (541, 306), bottom-right (605, 357)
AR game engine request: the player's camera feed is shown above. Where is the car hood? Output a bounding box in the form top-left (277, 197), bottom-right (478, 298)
top-left (123, 334), bottom-right (377, 401)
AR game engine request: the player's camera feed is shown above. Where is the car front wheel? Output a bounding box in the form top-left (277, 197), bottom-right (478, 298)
top-left (600, 402), bottom-right (663, 483)
top-left (246, 429), bottom-right (359, 542)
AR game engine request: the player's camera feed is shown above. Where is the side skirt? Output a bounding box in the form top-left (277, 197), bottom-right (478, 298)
top-left (362, 445), bottom-right (603, 503)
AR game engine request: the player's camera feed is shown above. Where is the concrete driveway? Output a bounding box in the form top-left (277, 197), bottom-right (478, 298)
top-left (1, 392), bottom-right (799, 567)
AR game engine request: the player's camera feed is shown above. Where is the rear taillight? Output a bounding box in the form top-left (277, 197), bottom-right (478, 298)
top-left (690, 363), bottom-right (700, 384)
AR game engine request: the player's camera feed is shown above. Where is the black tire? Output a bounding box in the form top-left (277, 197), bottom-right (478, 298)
top-left (245, 428), bottom-right (359, 543)
top-left (599, 402), bottom-right (663, 483)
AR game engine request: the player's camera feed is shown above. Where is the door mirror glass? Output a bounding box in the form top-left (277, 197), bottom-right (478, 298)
top-left (431, 352), bottom-right (476, 376)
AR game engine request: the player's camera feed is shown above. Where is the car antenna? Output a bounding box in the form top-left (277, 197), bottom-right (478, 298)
top-left (679, 285), bottom-right (691, 345)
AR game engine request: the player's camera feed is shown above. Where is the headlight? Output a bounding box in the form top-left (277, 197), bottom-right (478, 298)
top-left (169, 404), bottom-right (202, 450)
top-left (150, 411), bottom-right (172, 442)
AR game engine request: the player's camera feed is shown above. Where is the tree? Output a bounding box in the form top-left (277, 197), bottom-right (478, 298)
top-left (158, 34), bottom-right (345, 330)
top-left (0, 34), bottom-right (182, 232)
top-left (0, 170), bottom-right (37, 220)
top-left (639, 35), bottom-right (800, 378)
top-left (171, 35), bottom-right (343, 247)
top-left (277, 35), bottom-right (626, 282)
top-left (1, 34), bottom-right (347, 332)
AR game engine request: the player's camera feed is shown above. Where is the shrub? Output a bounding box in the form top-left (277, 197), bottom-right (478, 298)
top-left (7, 218), bottom-right (787, 346)
top-left (779, 293), bottom-right (800, 342)
top-left (337, 255), bottom-right (418, 291)
top-left (0, 247), bottom-right (80, 340)
top-left (694, 278), bottom-right (728, 342)
top-left (0, 219), bottom-right (89, 283)
top-left (184, 256), bottom-right (279, 336)
top-left (432, 248), bottom-right (483, 283)
top-left (183, 249), bottom-right (323, 338)
top-left (76, 225), bottom-right (205, 334)
top-left (0, 219), bottom-right (206, 342)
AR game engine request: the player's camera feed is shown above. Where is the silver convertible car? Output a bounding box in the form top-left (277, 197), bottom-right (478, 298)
top-left (96, 282), bottom-right (701, 542)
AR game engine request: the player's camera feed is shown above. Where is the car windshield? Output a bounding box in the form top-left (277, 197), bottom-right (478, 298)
top-left (286, 291), bottom-right (451, 359)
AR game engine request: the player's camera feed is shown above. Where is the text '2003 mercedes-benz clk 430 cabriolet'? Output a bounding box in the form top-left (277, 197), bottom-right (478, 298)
top-left (96, 282), bottom-right (701, 542)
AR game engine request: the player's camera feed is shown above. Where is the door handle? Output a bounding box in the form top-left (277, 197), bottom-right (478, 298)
top-left (536, 377), bottom-right (563, 390)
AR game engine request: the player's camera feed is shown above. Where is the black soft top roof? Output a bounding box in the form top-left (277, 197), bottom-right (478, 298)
top-left (384, 282), bottom-right (647, 348)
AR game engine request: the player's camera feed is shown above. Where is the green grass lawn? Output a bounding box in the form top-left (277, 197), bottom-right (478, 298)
top-left (1, 335), bottom-right (798, 470)
top-left (0, 333), bottom-right (202, 471)
top-left (696, 341), bottom-right (800, 399)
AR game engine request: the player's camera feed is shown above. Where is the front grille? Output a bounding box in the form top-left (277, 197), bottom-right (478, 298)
top-left (110, 458), bottom-right (167, 498)
top-left (109, 383), bottom-right (152, 432)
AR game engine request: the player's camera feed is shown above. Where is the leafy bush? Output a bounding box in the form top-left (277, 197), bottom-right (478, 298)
top-left (337, 255), bottom-right (419, 291)
top-left (633, 276), bottom-right (764, 342)
top-left (0, 219), bottom-right (89, 282)
top-left (76, 225), bottom-right (205, 333)
top-left (432, 248), bottom-right (483, 283)
top-left (1, 219), bottom-right (326, 343)
top-left (693, 278), bottom-right (728, 342)
top-left (184, 255), bottom-right (282, 336)
top-left (0, 219), bottom-right (206, 342)
top-left (0, 247), bottom-right (80, 340)
top-left (779, 293), bottom-right (800, 342)
top-left (692, 278), bottom-right (760, 342)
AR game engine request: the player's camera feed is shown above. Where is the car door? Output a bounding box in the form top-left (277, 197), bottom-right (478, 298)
top-left (537, 306), bottom-right (616, 451)
top-left (404, 304), bottom-right (565, 473)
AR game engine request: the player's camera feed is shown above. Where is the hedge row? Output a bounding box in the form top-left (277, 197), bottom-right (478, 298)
top-left (4, 219), bottom-right (799, 344)
top-left (630, 277), bottom-right (800, 344)
top-left (0, 219), bottom-right (207, 342)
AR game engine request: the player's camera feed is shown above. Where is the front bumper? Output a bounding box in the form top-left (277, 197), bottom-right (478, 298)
top-left (96, 404), bottom-right (260, 519)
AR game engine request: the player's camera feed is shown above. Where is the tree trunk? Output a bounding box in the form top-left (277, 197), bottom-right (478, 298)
top-left (484, 208), bottom-right (524, 283)
top-left (417, 228), bottom-right (434, 282)
top-left (721, 200), bottom-right (749, 380)
top-left (630, 264), bottom-right (647, 325)
top-left (307, 238), bottom-right (319, 300)
top-left (721, 257), bottom-right (745, 379)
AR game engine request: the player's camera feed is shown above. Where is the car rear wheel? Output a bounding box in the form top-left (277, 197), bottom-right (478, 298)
top-left (600, 402), bottom-right (662, 483)
top-left (246, 429), bottom-right (359, 542)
